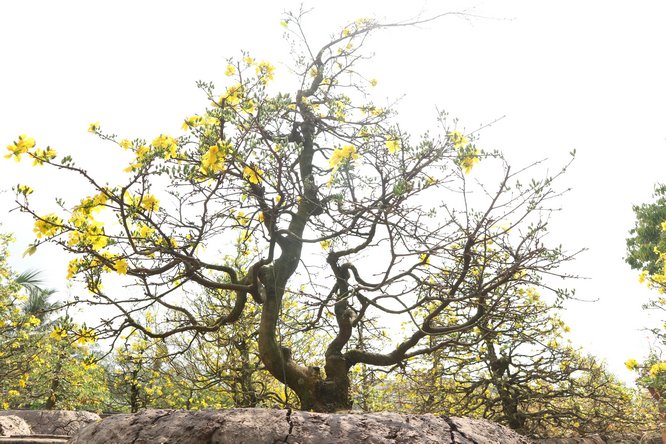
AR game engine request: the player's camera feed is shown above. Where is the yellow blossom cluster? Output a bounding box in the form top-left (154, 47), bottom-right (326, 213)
top-left (16, 184), bottom-right (33, 195)
top-left (649, 362), bottom-right (666, 377)
top-left (50, 325), bottom-right (68, 341)
top-left (625, 358), bottom-right (639, 371)
top-left (126, 193), bottom-right (160, 212)
top-left (34, 214), bottom-right (63, 238)
top-left (448, 130), bottom-right (480, 174)
top-left (32, 146), bottom-right (57, 166)
top-left (76, 327), bottom-right (97, 345)
top-left (68, 220), bottom-right (108, 250)
top-left (151, 134), bottom-right (179, 160)
top-left (255, 60), bottom-right (275, 84)
top-left (242, 165), bottom-right (263, 185)
top-left (5, 134), bottom-right (36, 161)
top-left (329, 145), bottom-right (359, 170)
top-left (200, 142), bottom-right (230, 174)
top-left (385, 139), bottom-right (400, 154)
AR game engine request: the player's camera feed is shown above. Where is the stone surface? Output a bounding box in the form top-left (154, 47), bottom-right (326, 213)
top-left (70, 408), bottom-right (533, 444)
top-left (0, 411), bottom-right (99, 436)
top-left (0, 416), bottom-right (31, 437)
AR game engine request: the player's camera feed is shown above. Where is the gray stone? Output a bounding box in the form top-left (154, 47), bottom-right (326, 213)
top-left (70, 408), bottom-right (532, 444)
top-left (0, 415), bottom-right (31, 437)
top-left (0, 411), bottom-right (99, 436)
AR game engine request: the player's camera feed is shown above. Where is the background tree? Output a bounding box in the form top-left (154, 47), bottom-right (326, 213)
top-left (625, 184), bottom-right (666, 439)
top-left (380, 285), bottom-right (652, 436)
top-left (9, 13), bottom-right (576, 412)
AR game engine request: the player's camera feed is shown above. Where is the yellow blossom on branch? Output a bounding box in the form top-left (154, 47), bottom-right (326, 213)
top-left (34, 213), bottom-right (63, 238)
top-left (5, 134), bottom-right (36, 161)
top-left (447, 130), bottom-right (469, 149)
top-left (76, 327), bottom-right (97, 345)
top-left (119, 139), bottom-right (133, 150)
top-left (200, 144), bottom-right (226, 174)
top-left (256, 61), bottom-right (275, 84)
top-left (243, 165), bottom-right (263, 184)
top-left (32, 146), bottom-right (57, 166)
top-left (50, 326), bottom-right (68, 341)
top-left (88, 122), bottom-right (100, 133)
top-left (215, 83), bottom-right (243, 107)
top-left (114, 258), bottom-right (129, 275)
top-left (181, 116), bottom-right (205, 131)
top-left (624, 358), bottom-right (639, 371)
top-left (151, 134), bottom-right (178, 159)
top-left (460, 150), bottom-right (480, 174)
top-left (329, 145), bottom-right (359, 170)
top-left (225, 64), bottom-right (236, 76)
top-left (649, 362), bottom-right (666, 377)
top-left (140, 194), bottom-right (160, 212)
top-left (385, 139), bottom-right (400, 154)
top-left (17, 184), bottom-right (34, 195)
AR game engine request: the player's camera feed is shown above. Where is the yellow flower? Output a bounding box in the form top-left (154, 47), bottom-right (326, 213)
top-left (320, 240), bottom-right (332, 250)
top-left (649, 362), bottom-right (666, 377)
top-left (200, 144), bottom-right (226, 174)
top-left (82, 355), bottom-right (97, 370)
top-left (76, 327), bottom-right (97, 345)
top-left (50, 326), bottom-right (68, 341)
top-left (329, 145), bottom-right (359, 169)
top-left (370, 79), bottom-right (378, 87)
top-left (256, 61), bottom-right (275, 84)
top-left (243, 165), bottom-right (263, 184)
top-left (385, 139), bottom-right (400, 154)
top-left (225, 64), bottom-right (236, 76)
top-left (34, 213), bottom-right (62, 238)
top-left (242, 99), bottom-right (256, 114)
top-left (639, 270), bottom-right (647, 284)
top-left (151, 134), bottom-right (178, 159)
top-left (624, 358), bottom-right (639, 371)
top-left (448, 131), bottom-right (469, 149)
top-left (136, 223), bottom-right (155, 238)
top-left (243, 56), bottom-right (255, 65)
top-left (4, 134), bottom-right (36, 161)
top-left (67, 259), bottom-right (82, 279)
top-left (88, 122), bottom-right (100, 133)
top-left (32, 146), bottom-right (57, 166)
top-left (17, 184), bottom-right (34, 195)
top-left (215, 83), bottom-right (243, 107)
top-left (419, 253), bottom-right (430, 265)
top-left (119, 139), bottom-right (133, 150)
top-left (140, 194), bottom-right (160, 212)
top-left (661, 221), bottom-right (666, 231)
top-left (460, 151), bottom-right (480, 174)
top-left (181, 116), bottom-right (205, 131)
top-left (124, 162), bottom-right (143, 172)
top-left (115, 259), bottom-right (129, 275)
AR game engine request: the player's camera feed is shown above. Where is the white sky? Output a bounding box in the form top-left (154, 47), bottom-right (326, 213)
top-left (1, 0), bottom-right (665, 383)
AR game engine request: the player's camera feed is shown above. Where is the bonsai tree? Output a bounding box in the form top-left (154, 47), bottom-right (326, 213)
top-left (8, 12), bottom-right (575, 412)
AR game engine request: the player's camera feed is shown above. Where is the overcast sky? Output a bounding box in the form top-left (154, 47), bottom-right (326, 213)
top-left (1, 0), bottom-right (665, 383)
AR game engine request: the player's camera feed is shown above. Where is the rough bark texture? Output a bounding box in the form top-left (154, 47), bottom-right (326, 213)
top-left (0, 411), bottom-right (99, 436)
top-left (0, 416), bottom-right (32, 437)
top-left (69, 408), bottom-right (533, 444)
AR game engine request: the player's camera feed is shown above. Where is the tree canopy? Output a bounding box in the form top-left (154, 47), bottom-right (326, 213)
top-left (9, 13), bottom-right (578, 412)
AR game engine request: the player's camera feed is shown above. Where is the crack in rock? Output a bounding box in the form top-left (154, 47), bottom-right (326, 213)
top-left (444, 416), bottom-right (477, 444)
top-left (277, 408), bottom-right (294, 444)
